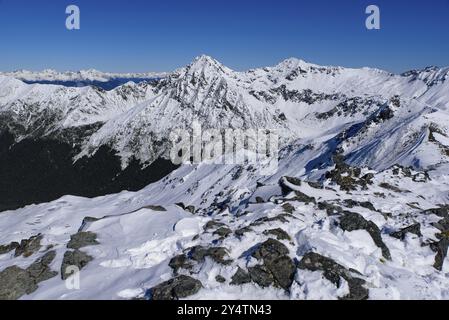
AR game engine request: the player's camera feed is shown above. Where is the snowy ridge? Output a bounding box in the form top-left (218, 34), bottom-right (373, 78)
top-left (1, 56), bottom-right (449, 171)
top-left (78, 56), bottom-right (449, 169)
top-left (0, 69), bottom-right (167, 83)
top-left (1, 56), bottom-right (449, 170)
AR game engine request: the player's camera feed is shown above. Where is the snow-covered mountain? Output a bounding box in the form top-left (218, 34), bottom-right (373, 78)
top-left (0, 69), bottom-right (167, 90)
top-left (1, 55), bottom-right (448, 170)
top-left (1, 56), bottom-right (449, 300)
top-left (1, 69), bottom-right (167, 82)
top-left (1, 55), bottom-right (449, 210)
top-left (1, 144), bottom-right (449, 300)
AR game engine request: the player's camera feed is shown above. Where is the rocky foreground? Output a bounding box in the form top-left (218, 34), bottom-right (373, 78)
top-left (1, 158), bottom-right (449, 300)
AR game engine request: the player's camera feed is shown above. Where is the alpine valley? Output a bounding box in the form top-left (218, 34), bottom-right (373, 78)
top-left (1, 55), bottom-right (449, 300)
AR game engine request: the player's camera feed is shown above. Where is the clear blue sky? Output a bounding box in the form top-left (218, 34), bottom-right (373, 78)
top-left (0, 0), bottom-right (448, 73)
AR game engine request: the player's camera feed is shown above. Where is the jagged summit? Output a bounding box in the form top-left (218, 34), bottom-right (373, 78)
top-left (402, 66), bottom-right (449, 86)
top-left (274, 57), bottom-right (317, 70)
top-left (178, 54), bottom-right (234, 79)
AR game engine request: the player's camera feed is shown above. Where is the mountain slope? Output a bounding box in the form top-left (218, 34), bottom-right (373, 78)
top-left (0, 56), bottom-right (448, 210)
top-left (1, 145), bottom-right (449, 299)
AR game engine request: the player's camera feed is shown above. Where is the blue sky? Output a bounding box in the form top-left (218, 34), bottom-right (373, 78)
top-left (0, 0), bottom-right (448, 73)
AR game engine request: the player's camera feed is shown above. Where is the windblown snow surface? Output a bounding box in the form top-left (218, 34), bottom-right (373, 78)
top-left (1, 56), bottom-right (449, 300)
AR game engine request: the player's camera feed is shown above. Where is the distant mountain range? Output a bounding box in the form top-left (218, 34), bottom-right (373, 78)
top-left (0, 69), bottom-right (167, 90)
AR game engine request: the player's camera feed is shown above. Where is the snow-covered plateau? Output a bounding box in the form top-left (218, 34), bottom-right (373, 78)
top-left (1, 56), bottom-right (449, 300)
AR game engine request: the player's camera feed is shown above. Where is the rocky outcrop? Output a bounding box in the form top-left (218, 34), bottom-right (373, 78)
top-left (431, 237), bottom-right (449, 271)
top-left (61, 250), bottom-right (93, 280)
top-left (149, 275), bottom-right (202, 300)
top-left (230, 267), bottom-right (252, 285)
top-left (67, 231), bottom-right (99, 250)
top-left (188, 246), bottom-right (232, 265)
top-left (390, 223), bottom-right (422, 240)
top-left (248, 239), bottom-right (296, 290)
top-left (176, 203), bottom-right (196, 214)
top-left (213, 227), bottom-right (232, 238)
top-left (144, 205), bottom-right (167, 212)
top-left (339, 212), bottom-right (391, 260)
top-left (279, 177), bottom-right (302, 195)
top-left (298, 252), bottom-right (369, 300)
top-left (0, 241), bottom-right (19, 255)
top-left (14, 234), bottom-right (43, 258)
top-left (263, 228), bottom-right (292, 241)
top-left (204, 220), bottom-right (226, 231)
top-left (0, 251), bottom-right (58, 300)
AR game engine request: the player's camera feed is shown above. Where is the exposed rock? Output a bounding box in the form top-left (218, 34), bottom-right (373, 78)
top-left (360, 173), bottom-right (375, 185)
top-left (431, 238), bottom-right (449, 271)
top-left (251, 214), bottom-right (294, 227)
top-left (263, 228), bottom-right (292, 241)
top-left (256, 182), bottom-right (266, 188)
top-left (298, 252), bottom-right (368, 300)
top-left (249, 239), bottom-right (296, 290)
top-left (78, 216), bottom-right (100, 232)
top-left (14, 234), bottom-right (43, 258)
top-left (26, 251), bottom-right (58, 284)
top-left (392, 165), bottom-right (412, 177)
top-left (433, 217), bottom-right (449, 232)
top-left (144, 205), bottom-right (167, 212)
top-left (390, 223), bottom-right (422, 240)
top-left (213, 227), bottom-right (232, 238)
top-left (307, 181), bottom-right (322, 189)
top-left (325, 154), bottom-right (366, 191)
top-left (282, 203), bottom-right (295, 214)
top-left (279, 177), bottom-right (302, 195)
top-left (185, 205), bottom-right (196, 214)
top-left (67, 231), bottom-right (99, 250)
top-left (379, 182), bottom-right (406, 193)
top-left (255, 196), bottom-right (265, 204)
top-left (176, 203), bottom-right (196, 214)
top-left (0, 266), bottom-right (36, 300)
top-left (230, 267), bottom-right (251, 285)
top-left (251, 238), bottom-right (289, 261)
top-left (248, 265), bottom-right (275, 288)
top-left (0, 241), bottom-right (19, 255)
top-left (204, 220), bottom-right (226, 231)
top-left (425, 206), bottom-right (449, 218)
top-left (0, 251), bottom-right (57, 300)
top-left (235, 227), bottom-right (253, 237)
top-left (61, 250), bottom-right (93, 280)
top-left (188, 246), bottom-right (232, 265)
top-left (149, 275), bottom-right (202, 300)
top-left (215, 275), bottom-right (226, 283)
top-left (290, 190), bottom-right (316, 204)
top-left (318, 202), bottom-right (343, 216)
top-left (339, 212), bottom-right (391, 260)
top-left (169, 254), bottom-right (193, 274)
top-left (265, 256), bottom-right (296, 290)
top-left (343, 199), bottom-right (377, 212)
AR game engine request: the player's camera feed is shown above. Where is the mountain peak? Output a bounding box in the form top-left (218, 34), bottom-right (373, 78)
top-left (188, 55), bottom-right (228, 71)
top-left (178, 55), bottom-right (233, 79)
top-left (275, 57), bottom-right (316, 70)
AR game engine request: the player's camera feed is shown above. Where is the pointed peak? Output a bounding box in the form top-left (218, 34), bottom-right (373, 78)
top-left (180, 55), bottom-right (233, 77)
top-left (189, 55), bottom-right (226, 70)
top-left (193, 54), bottom-right (218, 64)
top-left (275, 57), bottom-right (317, 70)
